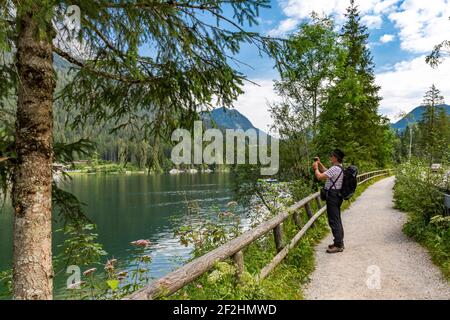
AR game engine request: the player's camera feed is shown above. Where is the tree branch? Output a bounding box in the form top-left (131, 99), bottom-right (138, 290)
top-left (52, 45), bottom-right (158, 84)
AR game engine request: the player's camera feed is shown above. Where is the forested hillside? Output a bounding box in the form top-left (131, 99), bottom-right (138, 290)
top-left (392, 104), bottom-right (450, 131)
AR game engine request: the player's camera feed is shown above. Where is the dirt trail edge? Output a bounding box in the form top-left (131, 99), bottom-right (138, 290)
top-left (303, 176), bottom-right (450, 300)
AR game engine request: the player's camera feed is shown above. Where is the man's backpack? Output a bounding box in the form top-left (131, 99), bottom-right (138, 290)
top-left (340, 165), bottom-right (358, 200)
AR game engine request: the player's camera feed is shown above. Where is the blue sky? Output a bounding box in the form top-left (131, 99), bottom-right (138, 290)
top-left (219, 0), bottom-right (450, 132)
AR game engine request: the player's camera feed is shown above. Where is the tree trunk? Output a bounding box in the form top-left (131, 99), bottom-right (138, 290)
top-left (12, 8), bottom-right (55, 300)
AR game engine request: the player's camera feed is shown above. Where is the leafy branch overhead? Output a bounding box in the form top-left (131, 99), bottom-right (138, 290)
top-left (50, 1), bottom-right (282, 132)
top-left (426, 16), bottom-right (450, 68)
top-left (0, 0), bottom-right (283, 299)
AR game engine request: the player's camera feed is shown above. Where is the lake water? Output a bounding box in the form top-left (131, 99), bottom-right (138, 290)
top-left (0, 173), bottom-right (240, 297)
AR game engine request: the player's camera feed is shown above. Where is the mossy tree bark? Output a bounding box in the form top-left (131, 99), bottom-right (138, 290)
top-left (12, 6), bottom-right (55, 300)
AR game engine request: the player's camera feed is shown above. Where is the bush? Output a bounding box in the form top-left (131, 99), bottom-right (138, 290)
top-left (393, 161), bottom-right (449, 279)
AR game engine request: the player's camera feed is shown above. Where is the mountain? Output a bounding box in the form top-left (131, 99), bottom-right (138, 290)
top-left (201, 107), bottom-right (263, 133)
top-left (391, 104), bottom-right (450, 131)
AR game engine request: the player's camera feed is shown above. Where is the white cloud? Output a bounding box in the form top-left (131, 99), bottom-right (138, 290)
top-left (270, 0), bottom-right (450, 52)
top-left (268, 0), bottom-right (400, 37)
top-left (233, 79), bottom-right (280, 132)
top-left (267, 18), bottom-right (299, 37)
top-left (372, 0), bottom-right (400, 14)
top-left (388, 0), bottom-right (450, 53)
top-left (380, 34), bottom-right (395, 43)
top-left (361, 15), bottom-right (383, 29)
top-left (275, 0), bottom-right (348, 20)
top-left (235, 56), bottom-right (450, 129)
top-left (376, 55), bottom-right (450, 120)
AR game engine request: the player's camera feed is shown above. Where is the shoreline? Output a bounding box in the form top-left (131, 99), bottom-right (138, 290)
top-left (63, 170), bottom-right (231, 176)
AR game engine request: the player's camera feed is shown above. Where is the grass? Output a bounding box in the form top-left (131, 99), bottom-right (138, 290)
top-left (402, 214), bottom-right (450, 280)
top-left (393, 162), bottom-right (449, 281)
top-left (169, 175), bottom-right (391, 300)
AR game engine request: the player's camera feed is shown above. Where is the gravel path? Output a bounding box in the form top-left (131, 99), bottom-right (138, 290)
top-left (303, 176), bottom-right (450, 300)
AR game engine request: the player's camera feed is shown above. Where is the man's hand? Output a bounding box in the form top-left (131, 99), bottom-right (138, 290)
top-left (312, 161), bottom-right (319, 170)
top-left (314, 162), bottom-right (328, 181)
top-left (318, 160), bottom-right (327, 173)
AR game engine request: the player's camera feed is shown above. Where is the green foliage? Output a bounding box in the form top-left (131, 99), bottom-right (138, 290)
top-left (394, 161), bottom-right (449, 278)
top-left (52, 173), bottom-right (108, 274)
top-left (426, 15), bottom-right (450, 68)
top-left (394, 162), bottom-right (447, 222)
top-left (65, 242), bottom-right (154, 300)
top-left (168, 174), bottom-right (385, 300)
top-left (175, 203), bottom-right (242, 257)
top-left (55, 223), bottom-right (107, 269)
top-left (52, 0), bottom-right (280, 138)
top-left (1, 0), bottom-right (282, 298)
top-left (270, 15), bottom-right (339, 179)
top-left (0, 269), bottom-right (12, 299)
top-left (315, 0), bottom-right (391, 168)
top-left (270, 3), bottom-right (394, 177)
top-left (416, 85), bottom-right (450, 163)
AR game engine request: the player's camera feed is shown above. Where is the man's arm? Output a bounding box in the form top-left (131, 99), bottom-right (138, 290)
top-left (314, 168), bottom-right (328, 181)
top-left (313, 162), bottom-right (328, 181)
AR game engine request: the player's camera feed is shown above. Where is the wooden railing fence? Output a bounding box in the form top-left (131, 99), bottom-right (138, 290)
top-left (126, 169), bottom-right (393, 300)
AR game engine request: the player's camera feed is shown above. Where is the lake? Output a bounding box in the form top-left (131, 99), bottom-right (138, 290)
top-left (0, 173), bottom-right (241, 298)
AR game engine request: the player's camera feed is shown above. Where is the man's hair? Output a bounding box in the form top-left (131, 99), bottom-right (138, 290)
top-left (331, 149), bottom-right (345, 163)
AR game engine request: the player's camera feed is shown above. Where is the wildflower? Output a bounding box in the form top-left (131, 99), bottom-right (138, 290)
top-left (130, 239), bottom-right (151, 248)
top-left (196, 284), bottom-right (203, 289)
top-left (117, 271), bottom-right (128, 277)
top-left (83, 268), bottom-right (97, 276)
top-left (227, 201), bottom-right (238, 207)
top-left (67, 281), bottom-right (86, 289)
top-left (207, 270), bottom-right (222, 283)
top-left (104, 258), bottom-right (117, 272)
top-left (140, 255), bottom-right (152, 263)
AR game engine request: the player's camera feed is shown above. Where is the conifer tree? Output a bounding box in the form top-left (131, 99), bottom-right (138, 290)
top-left (316, 0), bottom-right (391, 168)
top-left (0, 0), bottom-right (278, 299)
top-left (418, 85), bottom-right (447, 162)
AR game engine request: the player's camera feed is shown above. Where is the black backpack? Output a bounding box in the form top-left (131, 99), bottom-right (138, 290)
top-left (340, 165), bottom-right (358, 200)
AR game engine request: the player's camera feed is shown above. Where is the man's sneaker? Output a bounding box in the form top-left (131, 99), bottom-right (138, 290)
top-left (328, 244), bottom-right (345, 249)
top-left (326, 246), bottom-right (344, 253)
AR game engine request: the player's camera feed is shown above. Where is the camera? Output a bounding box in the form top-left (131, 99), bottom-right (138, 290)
top-left (314, 157), bottom-right (319, 162)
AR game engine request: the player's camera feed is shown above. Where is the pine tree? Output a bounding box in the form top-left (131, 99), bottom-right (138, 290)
top-left (316, 0), bottom-right (390, 168)
top-left (0, 0), bottom-right (278, 299)
top-left (418, 85), bottom-right (446, 162)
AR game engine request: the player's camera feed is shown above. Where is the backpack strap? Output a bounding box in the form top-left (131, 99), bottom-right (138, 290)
top-left (329, 165), bottom-right (343, 190)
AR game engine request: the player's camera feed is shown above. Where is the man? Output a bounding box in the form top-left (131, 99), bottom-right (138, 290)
top-left (313, 149), bottom-right (345, 253)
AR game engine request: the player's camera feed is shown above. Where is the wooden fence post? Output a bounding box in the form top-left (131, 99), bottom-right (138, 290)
top-left (305, 202), bottom-right (314, 227)
top-left (315, 197), bottom-right (322, 209)
top-left (293, 211), bottom-right (302, 228)
top-left (273, 224), bottom-right (284, 252)
top-left (232, 250), bottom-right (244, 282)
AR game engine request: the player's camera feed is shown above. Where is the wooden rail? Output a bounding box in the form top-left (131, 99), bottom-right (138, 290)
top-left (126, 169), bottom-right (393, 300)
